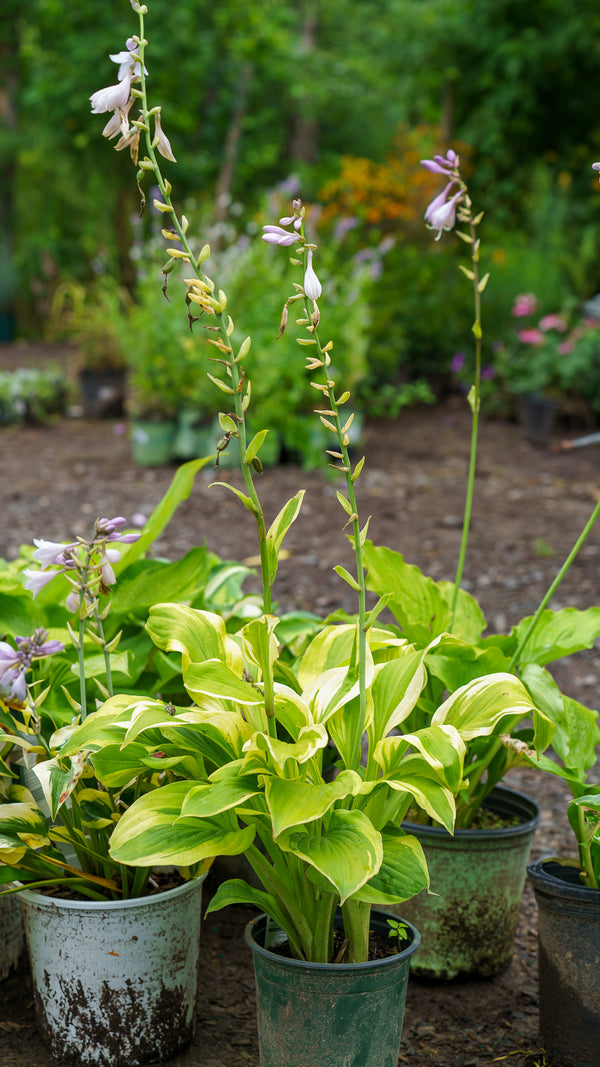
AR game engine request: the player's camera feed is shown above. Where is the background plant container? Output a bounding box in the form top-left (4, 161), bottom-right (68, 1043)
top-left (394, 786), bottom-right (540, 979)
top-left (79, 369), bottom-right (126, 418)
top-left (245, 909), bottom-right (420, 1067)
top-left (0, 895), bottom-right (23, 980)
top-left (130, 419), bottom-right (176, 466)
top-left (18, 874), bottom-right (206, 1067)
top-left (528, 857), bottom-right (600, 1067)
top-left (520, 394), bottom-right (557, 446)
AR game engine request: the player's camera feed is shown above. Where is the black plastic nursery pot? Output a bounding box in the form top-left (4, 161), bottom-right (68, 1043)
top-left (395, 786), bottom-right (540, 979)
top-left (244, 909), bottom-right (420, 1067)
top-left (528, 857), bottom-right (600, 1067)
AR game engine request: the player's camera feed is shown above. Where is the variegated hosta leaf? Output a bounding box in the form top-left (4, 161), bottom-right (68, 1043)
top-left (266, 770), bottom-right (364, 838)
top-left (160, 712), bottom-right (253, 764)
top-left (372, 744), bottom-right (457, 832)
top-left (272, 683), bottom-right (313, 740)
top-left (352, 829), bottom-right (429, 905)
top-left (181, 763), bottom-right (261, 819)
top-left (146, 603), bottom-right (242, 676)
top-left (75, 788), bottom-right (114, 829)
top-left (33, 754), bottom-right (86, 820)
top-left (240, 724), bottom-right (329, 776)
top-left (431, 673), bottom-right (540, 741)
top-left (91, 743), bottom-right (158, 788)
top-left (59, 695), bottom-right (160, 756)
top-left (396, 725), bottom-right (466, 794)
top-left (109, 781), bottom-right (255, 866)
top-left (298, 624), bottom-right (358, 686)
top-left (278, 807), bottom-right (383, 904)
top-left (370, 650), bottom-right (427, 742)
top-left (184, 660), bottom-right (264, 707)
top-left (0, 801), bottom-right (50, 850)
top-left (205, 877), bottom-right (296, 945)
top-left (242, 615), bottom-right (279, 679)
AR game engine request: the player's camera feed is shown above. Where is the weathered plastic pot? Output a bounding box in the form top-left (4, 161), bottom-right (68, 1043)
top-left (0, 894), bottom-right (23, 980)
top-left (528, 857), bottom-right (600, 1067)
top-left (394, 786), bottom-right (540, 979)
top-left (245, 909), bottom-right (420, 1067)
top-left (18, 874), bottom-right (206, 1067)
top-left (130, 419), bottom-right (177, 466)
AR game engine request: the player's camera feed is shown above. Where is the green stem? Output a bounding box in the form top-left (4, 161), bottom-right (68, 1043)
top-left (451, 195), bottom-right (482, 624)
top-left (509, 496), bottom-right (600, 671)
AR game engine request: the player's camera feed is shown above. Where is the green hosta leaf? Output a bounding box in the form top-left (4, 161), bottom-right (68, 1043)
top-left (244, 429), bottom-right (269, 464)
top-left (59, 696), bottom-right (168, 756)
top-left (370, 650), bottom-right (427, 742)
top-left (110, 781), bottom-right (255, 866)
top-left (91, 743), bottom-right (155, 788)
top-left (425, 634), bottom-right (510, 692)
top-left (521, 663), bottom-right (600, 774)
top-left (363, 542), bottom-right (486, 643)
top-left (240, 724), bottom-right (329, 776)
top-left (431, 673), bottom-right (539, 741)
top-left (511, 607), bottom-right (600, 667)
top-left (266, 491), bottom-right (305, 585)
top-left (279, 807), bottom-right (382, 904)
top-left (266, 771), bottom-right (364, 838)
top-left (147, 604), bottom-right (242, 676)
top-left (353, 829), bottom-right (429, 904)
top-left (161, 712), bottom-right (253, 764)
top-left (110, 548), bottom-right (215, 616)
top-left (205, 878), bottom-right (288, 928)
top-left (181, 764), bottom-right (261, 819)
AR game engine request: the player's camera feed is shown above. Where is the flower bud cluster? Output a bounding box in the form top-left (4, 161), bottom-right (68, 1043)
top-left (421, 150), bottom-right (464, 240)
top-left (0, 628), bottom-right (64, 704)
top-left (261, 201), bottom-right (322, 305)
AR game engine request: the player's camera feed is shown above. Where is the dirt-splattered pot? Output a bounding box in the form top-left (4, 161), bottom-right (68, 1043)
top-left (245, 909), bottom-right (420, 1067)
top-left (528, 857), bottom-right (600, 1067)
top-left (392, 786), bottom-right (540, 980)
top-left (17, 874), bottom-right (206, 1066)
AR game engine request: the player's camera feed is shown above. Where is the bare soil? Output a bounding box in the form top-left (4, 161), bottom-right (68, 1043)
top-left (0, 342), bottom-right (599, 1066)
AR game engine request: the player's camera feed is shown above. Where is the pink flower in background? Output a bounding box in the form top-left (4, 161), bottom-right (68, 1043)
top-left (512, 293), bottom-right (538, 318)
top-left (539, 314), bottom-right (568, 333)
top-left (518, 328), bottom-right (545, 346)
top-left (558, 339), bottom-right (575, 355)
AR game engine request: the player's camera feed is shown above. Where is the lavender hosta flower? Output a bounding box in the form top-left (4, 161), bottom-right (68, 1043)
top-left (102, 99), bottom-right (133, 141)
top-left (109, 38), bottom-right (147, 82)
top-left (593, 162), bottom-right (600, 181)
top-left (0, 629), bottom-right (65, 704)
top-left (421, 149), bottom-right (460, 177)
top-left (303, 249), bottom-right (322, 301)
top-left (424, 182), bottom-right (463, 240)
top-left (262, 225), bottom-right (298, 247)
top-left (32, 538), bottom-right (77, 569)
top-left (451, 352), bottom-right (466, 374)
top-left (90, 77), bottom-right (132, 116)
top-left (23, 568), bottom-right (62, 598)
top-left (154, 112), bottom-right (176, 163)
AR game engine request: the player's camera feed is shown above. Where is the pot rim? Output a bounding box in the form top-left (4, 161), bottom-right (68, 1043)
top-left (244, 908), bottom-right (421, 973)
top-left (403, 784), bottom-right (540, 841)
top-left (15, 870), bottom-right (207, 912)
top-left (528, 856), bottom-right (600, 904)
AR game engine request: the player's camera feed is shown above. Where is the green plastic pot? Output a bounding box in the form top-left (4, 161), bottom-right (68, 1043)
top-left (244, 909), bottom-right (420, 1067)
top-left (394, 786), bottom-right (540, 979)
top-left (130, 419), bottom-right (177, 466)
top-left (528, 857), bottom-right (600, 1067)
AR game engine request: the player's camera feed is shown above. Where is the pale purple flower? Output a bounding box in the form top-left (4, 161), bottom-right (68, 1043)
top-left (593, 162), bottom-right (600, 181)
top-left (303, 249), bottom-right (322, 301)
top-left (90, 77), bottom-right (132, 115)
top-left (0, 629), bottom-right (64, 704)
top-left (421, 149), bottom-right (460, 177)
top-left (262, 225), bottom-right (298, 247)
top-left (23, 568), bottom-right (62, 597)
top-left (512, 293), bottom-right (538, 318)
top-left (424, 182), bottom-right (463, 240)
top-left (102, 99), bottom-right (133, 141)
top-left (481, 364), bottom-right (496, 380)
top-left (32, 538), bottom-right (77, 569)
top-left (154, 112), bottom-right (176, 162)
top-left (451, 352), bottom-right (465, 374)
top-left (109, 38), bottom-right (146, 82)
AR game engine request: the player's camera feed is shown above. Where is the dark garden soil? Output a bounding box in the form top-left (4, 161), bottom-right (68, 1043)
top-left (1, 342), bottom-right (600, 1065)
